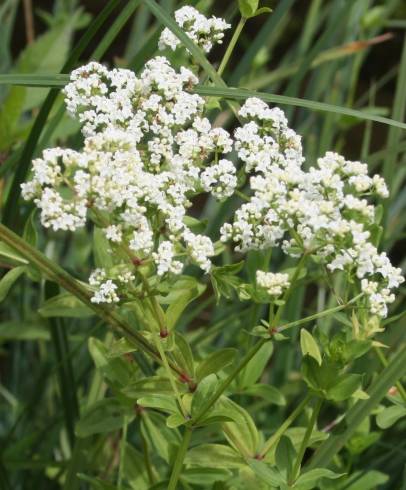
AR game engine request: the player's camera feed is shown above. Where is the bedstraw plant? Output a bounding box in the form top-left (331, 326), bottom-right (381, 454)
top-left (0, 1), bottom-right (405, 489)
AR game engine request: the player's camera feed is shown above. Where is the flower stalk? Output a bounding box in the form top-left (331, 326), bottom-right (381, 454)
top-left (259, 394), bottom-right (312, 458)
top-left (291, 398), bottom-right (322, 482)
top-left (168, 426), bottom-right (193, 490)
top-left (217, 17), bottom-right (247, 77)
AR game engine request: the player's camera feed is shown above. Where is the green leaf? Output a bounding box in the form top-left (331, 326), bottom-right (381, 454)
top-left (0, 242), bottom-right (29, 265)
top-left (376, 405), bottom-right (406, 429)
top-left (137, 394), bottom-right (179, 414)
top-left (300, 329), bottom-right (322, 365)
top-left (22, 211), bottom-right (38, 247)
top-left (165, 280), bottom-right (206, 330)
top-left (172, 332), bottom-right (195, 379)
top-left (183, 468), bottom-right (231, 485)
top-left (75, 398), bottom-right (133, 438)
top-left (341, 470), bottom-right (389, 490)
top-left (247, 459), bottom-right (284, 486)
top-left (0, 321), bottom-right (49, 341)
top-left (220, 397), bottom-right (259, 457)
top-left (0, 86), bottom-right (25, 151)
top-left (93, 227), bottom-right (114, 269)
top-left (295, 468), bottom-right (344, 489)
top-left (192, 374), bottom-right (218, 418)
top-left (239, 341), bottom-right (273, 388)
top-left (327, 373), bottom-right (363, 402)
top-left (210, 261), bottom-right (244, 302)
top-left (166, 412), bottom-right (186, 429)
top-left (347, 431), bottom-right (381, 456)
top-left (122, 443), bottom-right (153, 488)
top-left (252, 7), bottom-right (272, 17)
top-left (88, 337), bottom-right (135, 387)
top-left (183, 216), bottom-right (208, 234)
top-left (238, 0), bottom-right (259, 18)
top-left (285, 427), bottom-right (328, 452)
top-left (128, 297), bottom-right (161, 332)
top-left (107, 337), bottom-right (137, 358)
top-left (242, 383), bottom-right (286, 406)
top-left (0, 266), bottom-right (26, 303)
top-left (141, 412), bottom-right (181, 463)
top-left (185, 444), bottom-right (245, 469)
top-left (123, 376), bottom-right (174, 399)
top-left (39, 292), bottom-right (94, 318)
top-left (301, 357), bottom-right (337, 394)
top-left (196, 348), bottom-right (237, 382)
top-left (275, 436), bottom-right (296, 480)
top-left (302, 357), bottom-right (362, 401)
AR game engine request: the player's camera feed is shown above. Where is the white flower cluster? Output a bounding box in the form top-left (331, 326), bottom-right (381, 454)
top-left (256, 271), bottom-right (290, 297)
top-left (89, 269), bottom-right (119, 304)
top-left (89, 267), bottom-right (136, 304)
top-left (201, 158), bottom-right (237, 199)
top-left (22, 56), bottom-right (238, 297)
top-left (21, 8), bottom-right (403, 317)
top-left (158, 6), bottom-right (230, 53)
top-left (221, 98), bottom-right (404, 317)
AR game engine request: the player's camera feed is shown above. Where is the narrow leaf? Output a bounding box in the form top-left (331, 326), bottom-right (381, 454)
top-left (300, 329), bottom-right (322, 365)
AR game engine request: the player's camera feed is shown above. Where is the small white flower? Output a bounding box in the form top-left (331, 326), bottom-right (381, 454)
top-left (200, 159), bottom-right (237, 199)
top-left (91, 279), bottom-right (119, 304)
top-left (158, 6), bottom-right (230, 54)
top-left (105, 225), bottom-right (123, 243)
top-left (183, 230), bottom-right (214, 272)
top-left (256, 271), bottom-right (290, 297)
top-left (152, 241), bottom-right (183, 276)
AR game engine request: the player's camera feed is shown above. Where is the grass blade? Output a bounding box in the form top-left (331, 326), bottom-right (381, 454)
top-left (2, 74), bottom-right (404, 130)
top-left (194, 85), bottom-right (406, 129)
top-left (92, 0), bottom-right (141, 61)
top-left (0, 74), bottom-right (68, 86)
top-left (45, 281), bottom-right (79, 450)
top-left (383, 35), bottom-right (406, 193)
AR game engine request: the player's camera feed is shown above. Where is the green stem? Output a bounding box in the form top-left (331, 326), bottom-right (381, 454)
top-left (168, 426), bottom-right (193, 490)
top-left (150, 323), bottom-right (189, 419)
top-left (235, 189), bottom-right (250, 201)
top-left (117, 416), bottom-right (128, 490)
top-left (290, 398), bottom-right (322, 482)
top-left (277, 293), bottom-right (363, 333)
top-left (260, 394), bottom-right (312, 458)
top-left (217, 17), bottom-right (247, 77)
top-left (193, 339), bottom-right (268, 425)
top-left (0, 223), bottom-right (183, 377)
top-left (374, 347), bottom-right (406, 403)
top-left (141, 433), bottom-right (155, 485)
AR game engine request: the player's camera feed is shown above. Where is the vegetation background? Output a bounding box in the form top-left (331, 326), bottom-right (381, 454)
top-left (0, 0), bottom-right (405, 489)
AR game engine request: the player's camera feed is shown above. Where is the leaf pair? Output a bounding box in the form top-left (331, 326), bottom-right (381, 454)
top-left (238, 0), bottom-right (272, 19)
